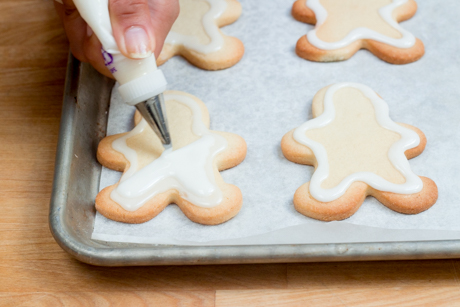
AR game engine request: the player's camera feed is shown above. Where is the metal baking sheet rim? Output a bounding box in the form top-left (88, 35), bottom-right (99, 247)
top-left (49, 54), bottom-right (460, 266)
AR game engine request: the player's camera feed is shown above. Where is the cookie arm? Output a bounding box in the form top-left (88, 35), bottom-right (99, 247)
top-left (393, 0), bottom-right (418, 22)
top-left (213, 131), bottom-right (247, 171)
top-left (292, 0), bottom-right (316, 24)
top-left (217, 0), bottom-right (242, 27)
top-left (398, 123), bottom-right (427, 159)
top-left (281, 129), bottom-right (316, 166)
top-left (97, 134), bottom-right (129, 172)
top-left (365, 38), bottom-right (425, 65)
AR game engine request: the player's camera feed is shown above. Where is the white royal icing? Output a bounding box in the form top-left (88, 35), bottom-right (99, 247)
top-left (306, 0), bottom-right (416, 50)
top-left (293, 82), bottom-right (423, 202)
top-left (110, 93), bottom-right (228, 211)
top-left (165, 0), bottom-right (227, 54)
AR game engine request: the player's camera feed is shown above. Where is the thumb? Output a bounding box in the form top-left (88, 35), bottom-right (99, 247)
top-left (109, 0), bottom-right (155, 59)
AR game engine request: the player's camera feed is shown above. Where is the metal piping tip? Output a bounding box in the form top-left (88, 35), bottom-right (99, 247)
top-left (135, 93), bottom-right (172, 149)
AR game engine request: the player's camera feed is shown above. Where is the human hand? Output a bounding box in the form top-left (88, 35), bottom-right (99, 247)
top-left (55, 0), bottom-right (179, 78)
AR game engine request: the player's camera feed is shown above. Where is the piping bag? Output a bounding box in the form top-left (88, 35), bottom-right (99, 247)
top-left (73, 0), bottom-right (172, 146)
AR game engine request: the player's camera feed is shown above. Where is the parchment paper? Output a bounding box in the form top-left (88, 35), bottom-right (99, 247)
top-left (92, 0), bottom-right (460, 245)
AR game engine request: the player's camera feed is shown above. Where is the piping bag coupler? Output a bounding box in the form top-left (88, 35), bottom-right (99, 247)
top-left (72, 0), bottom-right (172, 147)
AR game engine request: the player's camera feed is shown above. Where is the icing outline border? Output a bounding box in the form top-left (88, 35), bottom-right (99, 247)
top-left (293, 82), bottom-right (423, 202)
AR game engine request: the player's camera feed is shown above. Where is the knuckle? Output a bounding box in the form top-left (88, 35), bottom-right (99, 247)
top-left (111, 0), bottom-right (150, 20)
top-left (61, 0), bottom-right (78, 17)
top-left (64, 7), bottom-right (79, 19)
top-left (152, 0), bottom-right (180, 22)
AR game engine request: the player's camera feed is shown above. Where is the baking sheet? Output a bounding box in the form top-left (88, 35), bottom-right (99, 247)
top-left (92, 0), bottom-right (460, 245)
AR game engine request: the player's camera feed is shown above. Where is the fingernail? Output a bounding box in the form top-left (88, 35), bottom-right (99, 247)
top-left (124, 26), bottom-right (152, 59)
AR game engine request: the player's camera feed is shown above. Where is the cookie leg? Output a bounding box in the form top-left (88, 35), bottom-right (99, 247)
top-left (296, 35), bottom-right (362, 62)
top-left (176, 183), bottom-right (243, 225)
top-left (96, 183), bottom-right (243, 225)
top-left (371, 176), bottom-right (438, 214)
top-left (95, 185), bottom-right (172, 224)
top-left (364, 38), bottom-right (425, 64)
top-left (294, 181), bottom-right (368, 221)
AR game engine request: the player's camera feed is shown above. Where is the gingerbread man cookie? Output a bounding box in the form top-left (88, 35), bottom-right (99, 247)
top-left (292, 0), bottom-right (424, 64)
top-left (157, 0), bottom-right (244, 70)
top-left (281, 83), bottom-right (437, 221)
top-left (96, 91), bottom-right (247, 225)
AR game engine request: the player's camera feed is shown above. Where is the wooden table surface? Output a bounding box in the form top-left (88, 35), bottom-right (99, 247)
top-left (2, 0), bottom-right (460, 306)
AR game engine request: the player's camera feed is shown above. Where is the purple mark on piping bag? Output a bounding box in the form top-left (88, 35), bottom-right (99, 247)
top-left (102, 49), bottom-right (113, 66)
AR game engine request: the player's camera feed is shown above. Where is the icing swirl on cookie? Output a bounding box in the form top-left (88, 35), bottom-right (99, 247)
top-left (110, 93), bottom-right (227, 211)
top-left (293, 82), bottom-right (423, 202)
top-left (165, 0), bottom-right (227, 54)
top-left (306, 0), bottom-right (416, 50)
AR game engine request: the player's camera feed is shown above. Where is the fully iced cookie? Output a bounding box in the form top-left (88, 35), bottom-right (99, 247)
top-left (292, 0), bottom-right (424, 64)
top-left (96, 91), bottom-right (247, 225)
top-left (281, 83), bottom-right (437, 221)
top-left (157, 0), bottom-right (244, 70)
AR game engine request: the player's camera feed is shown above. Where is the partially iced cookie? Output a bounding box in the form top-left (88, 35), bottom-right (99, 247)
top-left (281, 83), bottom-right (437, 221)
top-left (292, 0), bottom-right (424, 64)
top-left (157, 0), bottom-right (244, 70)
top-left (96, 91), bottom-right (247, 225)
